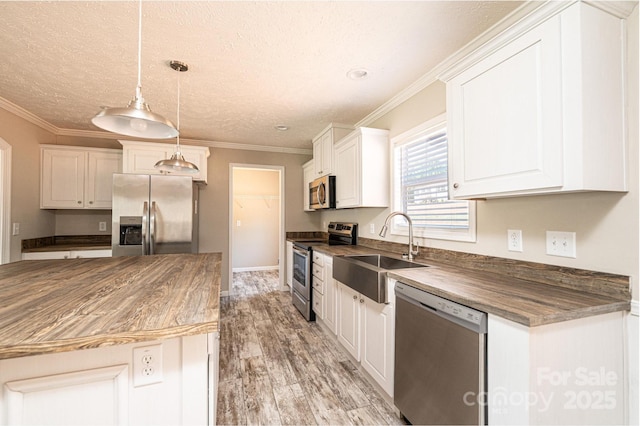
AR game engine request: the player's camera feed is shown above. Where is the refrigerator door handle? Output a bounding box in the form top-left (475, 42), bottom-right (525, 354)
top-left (150, 201), bottom-right (157, 255)
top-left (142, 201), bottom-right (149, 255)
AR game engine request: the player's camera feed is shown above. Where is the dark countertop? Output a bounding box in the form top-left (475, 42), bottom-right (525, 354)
top-left (0, 253), bottom-right (221, 360)
top-left (23, 244), bottom-right (111, 252)
top-left (311, 244), bottom-right (630, 327)
top-left (22, 235), bottom-right (111, 253)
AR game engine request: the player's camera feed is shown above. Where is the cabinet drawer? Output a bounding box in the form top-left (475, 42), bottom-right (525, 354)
top-left (312, 277), bottom-right (325, 295)
top-left (312, 289), bottom-right (324, 319)
top-left (312, 252), bottom-right (324, 266)
top-left (312, 263), bottom-right (324, 281)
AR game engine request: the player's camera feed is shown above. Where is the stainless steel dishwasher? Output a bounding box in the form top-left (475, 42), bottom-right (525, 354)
top-left (394, 282), bottom-right (487, 425)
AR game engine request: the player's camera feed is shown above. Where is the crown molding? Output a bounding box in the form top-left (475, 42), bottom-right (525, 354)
top-left (0, 97), bottom-right (312, 155)
top-left (0, 97), bottom-right (58, 134)
top-left (182, 138), bottom-right (312, 156)
top-left (356, 0), bottom-right (547, 128)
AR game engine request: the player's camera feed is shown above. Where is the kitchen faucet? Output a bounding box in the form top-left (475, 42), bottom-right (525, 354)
top-left (379, 211), bottom-right (419, 260)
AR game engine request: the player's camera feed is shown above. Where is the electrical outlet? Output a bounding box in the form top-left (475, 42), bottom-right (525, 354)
top-left (546, 231), bottom-right (576, 258)
top-left (133, 344), bottom-right (163, 387)
top-left (370, 223), bottom-right (375, 234)
top-left (12, 223), bottom-right (19, 236)
top-left (99, 221), bottom-right (107, 232)
top-left (507, 229), bottom-right (523, 252)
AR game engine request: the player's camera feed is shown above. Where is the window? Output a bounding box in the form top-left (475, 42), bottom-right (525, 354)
top-left (391, 114), bottom-right (476, 242)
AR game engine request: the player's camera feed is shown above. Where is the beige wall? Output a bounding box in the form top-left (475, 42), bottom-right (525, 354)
top-left (0, 109), bottom-right (56, 262)
top-left (0, 105), bottom-right (317, 288)
top-left (54, 210), bottom-right (113, 236)
top-left (232, 168), bottom-right (280, 269)
top-left (323, 9), bottom-right (639, 303)
top-left (198, 147), bottom-right (319, 291)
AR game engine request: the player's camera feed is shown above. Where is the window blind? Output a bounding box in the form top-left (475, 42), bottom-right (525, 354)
top-left (395, 128), bottom-right (469, 229)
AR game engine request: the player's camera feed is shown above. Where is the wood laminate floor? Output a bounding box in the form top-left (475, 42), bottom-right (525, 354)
top-left (216, 270), bottom-right (404, 425)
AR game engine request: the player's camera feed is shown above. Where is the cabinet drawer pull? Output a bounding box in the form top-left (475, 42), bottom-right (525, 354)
top-left (77, 201), bottom-right (82, 204)
top-left (353, 295), bottom-right (357, 300)
top-left (453, 183), bottom-right (459, 189)
top-left (89, 201), bottom-right (93, 204)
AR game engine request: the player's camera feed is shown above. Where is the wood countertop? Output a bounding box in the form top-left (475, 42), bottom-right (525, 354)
top-left (311, 245), bottom-right (630, 327)
top-left (0, 253), bottom-right (221, 360)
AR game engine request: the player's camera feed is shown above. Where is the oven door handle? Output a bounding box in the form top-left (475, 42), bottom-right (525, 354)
top-left (293, 246), bottom-right (310, 257)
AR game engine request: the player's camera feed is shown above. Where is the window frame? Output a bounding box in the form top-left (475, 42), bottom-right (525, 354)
top-left (390, 113), bottom-right (476, 242)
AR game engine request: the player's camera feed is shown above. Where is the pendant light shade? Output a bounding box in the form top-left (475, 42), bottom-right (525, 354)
top-left (155, 151), bottom-right (200, 173)
top-left (155, 60), bottom-right (199, 174)
top-left (91, 0), bottom-right (177, 139)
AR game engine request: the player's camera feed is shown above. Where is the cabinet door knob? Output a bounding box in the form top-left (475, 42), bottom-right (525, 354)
top-left (360, 299), bottom-right (364, 304)
top-left (353, 295), bottom-right (357, 300)
top-left (89, 201), bottom-right (93, 204)
top-left (77, 201), bottom-right (82, 204)
top-left (453, 183), bottom-right (459, 189)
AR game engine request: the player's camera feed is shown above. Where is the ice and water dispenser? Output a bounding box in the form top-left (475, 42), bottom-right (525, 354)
top-left (119, 216), bottom-right (143, 246)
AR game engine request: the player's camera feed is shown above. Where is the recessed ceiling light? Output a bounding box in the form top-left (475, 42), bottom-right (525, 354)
top-left (275, 125), bottom-right (289, 131)
top-left (347, 68), bottom-right (369, 80)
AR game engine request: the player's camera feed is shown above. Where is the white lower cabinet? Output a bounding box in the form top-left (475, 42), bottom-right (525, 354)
top-left (337, 283), bottom-right (361, 360)
top-left (22, 249), bottom-right (112, 260)
top-left (336, 279), bottom-right (395, 397)
top-left (0, 334), bottom-right (217, 426)
top-left (360, 295), bottom-right (395, 397)
top-left (312, 252), bottom-right (327, 319)
top-left (488, 312), bottom-right (625, 425)
top-left (322, 256), bottom-right (338, 335)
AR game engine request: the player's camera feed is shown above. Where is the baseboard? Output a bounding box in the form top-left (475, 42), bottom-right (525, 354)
top-left (232, 265), bottom-right (279, 273)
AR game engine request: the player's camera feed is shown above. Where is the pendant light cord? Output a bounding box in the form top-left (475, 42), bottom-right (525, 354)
top-left (136, 0), bottom-right (143, 98)
top-left (176, 73), bottom-right (181, 152)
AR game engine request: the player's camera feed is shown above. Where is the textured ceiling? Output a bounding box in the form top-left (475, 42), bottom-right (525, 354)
top-left (0, 1), bottom-right (522, 150)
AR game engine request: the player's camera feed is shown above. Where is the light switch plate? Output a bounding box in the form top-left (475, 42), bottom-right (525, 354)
top-left (546, 231), bottom-right (576, 258)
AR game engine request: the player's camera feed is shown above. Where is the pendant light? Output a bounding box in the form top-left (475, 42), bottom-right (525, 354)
top-left (154, 60), bottom-right (199, 173)
top-left (91, 0), bottom-right (178, 139)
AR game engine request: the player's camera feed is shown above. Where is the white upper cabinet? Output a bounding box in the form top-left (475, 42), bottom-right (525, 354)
top-left (334, 127), bottom-right (389, 209)
top-left (119, 140), bottom-right (210, 183)
top-left (441, 2), bottom-right (630, 199)
top-left (41, 145), bottom-right (121, 209)
top-left (311, 124), bottom-right (353, 177)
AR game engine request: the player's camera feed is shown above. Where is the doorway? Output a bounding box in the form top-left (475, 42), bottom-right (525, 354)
top-left (229, 164), bottom-right (285, 292)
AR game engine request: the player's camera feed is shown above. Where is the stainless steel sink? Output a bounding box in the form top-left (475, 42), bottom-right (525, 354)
top-left (332, 254), bottom-right (429, 303)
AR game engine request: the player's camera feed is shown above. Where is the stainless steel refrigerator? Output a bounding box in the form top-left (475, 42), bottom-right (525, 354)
top-left (111, 173), bottom-right (199, 256)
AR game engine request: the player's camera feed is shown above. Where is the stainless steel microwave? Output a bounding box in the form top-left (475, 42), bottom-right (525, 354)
top-left (309, 175), bottom-right (336, 209)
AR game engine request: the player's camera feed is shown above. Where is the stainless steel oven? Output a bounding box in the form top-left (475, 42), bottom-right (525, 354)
top-left (292, 244), bottom-right (314, 320)
top-left (291, 222), bottom-right (357, 321)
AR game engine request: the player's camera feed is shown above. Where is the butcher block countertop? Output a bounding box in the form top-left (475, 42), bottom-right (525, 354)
top-left (312, 244), bottom-right (630, 327)
top-left (0, 253), bottom-right (221, 360)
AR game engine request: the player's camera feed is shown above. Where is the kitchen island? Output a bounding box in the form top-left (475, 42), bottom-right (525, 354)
top-left (0, 253), bottom-right (221, 425)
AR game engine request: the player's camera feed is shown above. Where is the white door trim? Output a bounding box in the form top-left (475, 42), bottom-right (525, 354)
top-left (0, 138), bottom-right (11, 264)
top-left (228, 163), bottom-right (286, 292)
